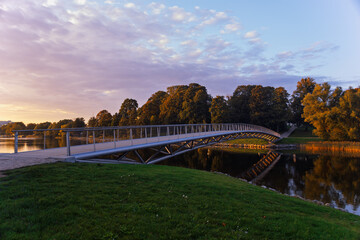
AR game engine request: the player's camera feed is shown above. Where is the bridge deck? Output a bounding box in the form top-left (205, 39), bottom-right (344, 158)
top-left (11, 131), bottom-right (229, 161)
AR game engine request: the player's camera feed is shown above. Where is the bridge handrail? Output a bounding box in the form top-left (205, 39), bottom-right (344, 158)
top-left (12, 123), bottom-right (279, 135)
top-left (12, 123), bottom-right (280, 155)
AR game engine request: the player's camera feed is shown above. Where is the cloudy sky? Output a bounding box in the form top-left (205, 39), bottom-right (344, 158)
top-left (1, 0), bottom-right (359, 123)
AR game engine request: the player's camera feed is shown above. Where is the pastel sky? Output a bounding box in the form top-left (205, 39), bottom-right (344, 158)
top-left (1, 0), bottom-right (359, 123)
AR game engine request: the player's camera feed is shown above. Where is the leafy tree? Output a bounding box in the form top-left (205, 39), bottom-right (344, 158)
top-left (180, 83), bottom-right (210, 124)
top-left (290, 77), bottom-right (316, 127)
top-left (159, 85), bottom-right (188, 124)
top-left (26, 123), bottom-right (36, 130)
top-left (229, 85), bottom-right (256, 123)
top-left (302, 83), bottom-right (343, 140)
top-left (87, 117), bottom-right (97, 127)
top-left (272, 87), bottom-right (290, 132)
top-left (137, 91), bottom-right (168, 125)
top-left (210, 96), bottom-right (230, 123)
top-left (35, 122), bottom-right (51, 130)
top-left (96, 110), bottom-right (112, 127)
top-left (2, 122), bottom-right (26, 135)
top-left (72, 118), bottom-right (86, 128)
top-left (249, 86), bottom-right (275, 129)
top-left (119, 98), bottom-right (138, 126)
top-left (332, 88), bottom-right (360, 140)
top-left (111, 113), bottom-right (120, 126)
top-left (48, 119), bottom-right (72, 137)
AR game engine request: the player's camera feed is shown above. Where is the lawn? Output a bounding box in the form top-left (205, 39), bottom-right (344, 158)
top-left (1, 163), bottom-right (359, 240)
top-left (225, 138), bottom-right (269, 145)
top-left (276, 126), bottom-right (321, 144)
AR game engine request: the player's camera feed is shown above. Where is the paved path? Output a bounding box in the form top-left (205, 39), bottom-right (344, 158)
top-left (281, 125), bottom-right (297, 138)
top-left (0, 131), bottom-right (225, 172)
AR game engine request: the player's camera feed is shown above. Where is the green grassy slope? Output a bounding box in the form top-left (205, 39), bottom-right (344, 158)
top-left (1, 163), bottom-right (359, 240)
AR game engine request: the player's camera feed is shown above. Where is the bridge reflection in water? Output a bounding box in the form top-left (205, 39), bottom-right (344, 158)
top-left (242, 151), bottom-right (282, 182)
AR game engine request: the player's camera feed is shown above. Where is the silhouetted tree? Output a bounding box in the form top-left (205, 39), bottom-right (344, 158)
top-left (228, 85), bottom-right (256, 123)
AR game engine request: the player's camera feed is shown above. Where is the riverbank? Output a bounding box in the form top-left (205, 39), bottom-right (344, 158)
top-left (0, 163), bottom-right (359, 240)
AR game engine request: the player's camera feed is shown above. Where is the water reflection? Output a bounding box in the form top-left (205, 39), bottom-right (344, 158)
top-left (159, 148), bottom-right (360, 215)
top-left (0, 137), bottom-right (85, 153)
top-left (304, 155), bottom-right (360, 212)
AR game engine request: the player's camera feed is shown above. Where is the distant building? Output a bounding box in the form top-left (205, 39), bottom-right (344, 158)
top-left (0, 121), bottom-right (11, 127)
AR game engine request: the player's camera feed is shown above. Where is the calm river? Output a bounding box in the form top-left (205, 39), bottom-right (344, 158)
top-left (1, 138), bottom-right (359, 215)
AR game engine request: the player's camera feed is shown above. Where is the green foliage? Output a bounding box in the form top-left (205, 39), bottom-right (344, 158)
top-left (290, 77), bottom-right (316, 127)
top-left (229, 85), bottom-right (255, 123)
top-left (273, 87), bottom-right (290, 131)
top-left (180, 83), bottom-right (210, 124)
top-left (157, 84), bottom-right (211, 124)
top-left (118, 98), bottom-right (138, 126)
top-left (209, 96), bottom-right (230, 123)
top-left (87, 116), bottom-right (97, 127)
top-left (228, 85), bottom-right (290, 131)
top-left (96, 110), bottom-right (112, 127)
top-left (302, 83), bottom-right (347, 140)
top-left (0, 122), bottom-right (26, 135)
top-left (1, 163), bottom-right (359, 239)
top-left (249, 85), bottom-right (275, 128)
top-left (137, 91), bottom-right (168, 125)
top-left (159, 85), bottom-right (188, 124)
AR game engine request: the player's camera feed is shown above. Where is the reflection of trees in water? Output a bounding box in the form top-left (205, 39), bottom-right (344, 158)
top-left (257, 154), bottom-right (315, 196)
top-left (160, 148), bottom-right (259, 177)
top-left (304, 155), bottom-right (360, 209)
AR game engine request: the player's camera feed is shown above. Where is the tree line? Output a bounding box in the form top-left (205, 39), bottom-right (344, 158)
top-left (1, 79), bottom-right (359, 141)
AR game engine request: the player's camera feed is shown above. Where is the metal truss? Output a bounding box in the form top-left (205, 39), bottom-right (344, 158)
top-left (77, 131), bottom-right (280, 165)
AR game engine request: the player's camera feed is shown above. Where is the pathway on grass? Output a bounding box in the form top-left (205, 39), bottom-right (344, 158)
top-left (281, 125), bottom-right (297, 138)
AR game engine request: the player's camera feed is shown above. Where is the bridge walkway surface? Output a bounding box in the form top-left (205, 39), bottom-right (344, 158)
top-left (0, 123), bottom-right (280, 171)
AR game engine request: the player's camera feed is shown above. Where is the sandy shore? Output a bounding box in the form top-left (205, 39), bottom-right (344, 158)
top-left (0, 153), bottom-right (59, 174)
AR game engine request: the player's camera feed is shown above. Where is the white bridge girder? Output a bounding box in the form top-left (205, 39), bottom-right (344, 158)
top-left (76, 131), bottom-right (279, 165)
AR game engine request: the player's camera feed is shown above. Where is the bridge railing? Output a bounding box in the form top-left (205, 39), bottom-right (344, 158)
top-left (12, 123), bottom-right (280, 155)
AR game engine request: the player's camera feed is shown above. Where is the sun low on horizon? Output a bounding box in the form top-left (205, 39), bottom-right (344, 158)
top-left (0, 0), bottom-right (359, 124)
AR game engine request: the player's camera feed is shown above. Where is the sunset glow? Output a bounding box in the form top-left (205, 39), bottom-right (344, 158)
top-left (1, 0), bottom-right (359, 123)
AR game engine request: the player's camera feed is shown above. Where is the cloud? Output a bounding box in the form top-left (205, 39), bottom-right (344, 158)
top-left (0, 0), bottom-right (341, 123)
top-left (169, 6), bottom-right (195, 22)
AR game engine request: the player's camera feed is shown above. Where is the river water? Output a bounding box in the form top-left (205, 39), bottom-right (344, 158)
top-left (1, 138), bottom-right (359, 215)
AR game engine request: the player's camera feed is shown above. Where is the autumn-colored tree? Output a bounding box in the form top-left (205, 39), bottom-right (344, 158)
top-left (290, 77), bottom-right (316, 127)
top-left (302, 83), bottom-right (343, 140)
top-left (137, 91), bottom-right (168, 125)
top-left (336, 88), bottom-right (360, 140)
top-left (119, 98), bottom-right (138, 126)
top-left (96, 110), bottom-right (112, 127)
top-left (210, 96), bottom-right (230, 123)
top-left (2, 122), bottom-right (26, 135)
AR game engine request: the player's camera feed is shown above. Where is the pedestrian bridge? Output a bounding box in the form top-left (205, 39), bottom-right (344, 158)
top-left (12, 123), bottom-right (280, 164)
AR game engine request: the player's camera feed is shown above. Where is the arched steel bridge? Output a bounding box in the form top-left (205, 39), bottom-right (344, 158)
top-left (12, 123), bottom-right (280, 164)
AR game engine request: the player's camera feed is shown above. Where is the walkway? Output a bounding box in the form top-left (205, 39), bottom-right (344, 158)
top-left (1, 123), bottom-right (280, 171)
